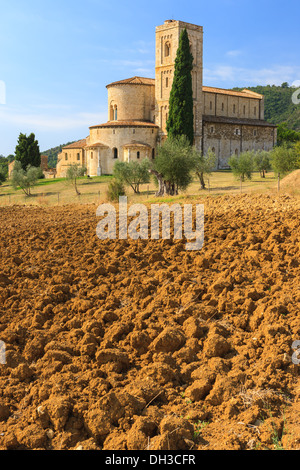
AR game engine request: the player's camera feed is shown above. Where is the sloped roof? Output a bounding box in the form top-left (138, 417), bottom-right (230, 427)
top-left (89, 120), bottom-right (158, 129)
top-left (203, 86), bottom-right (263, 100)
top-left (203, 115), bottom-right (277, 127)
top-left (106, 76), bottom-right (155, 88)
top-left (62, 139), bottom-right (87, 149)
top-left (122, 141), bottom-right (152, 148)
top-left (85, 142), bottom-right (109, 149)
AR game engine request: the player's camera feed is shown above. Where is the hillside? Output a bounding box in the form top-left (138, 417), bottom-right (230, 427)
top-left (234, 83), bottom-right (300, 130)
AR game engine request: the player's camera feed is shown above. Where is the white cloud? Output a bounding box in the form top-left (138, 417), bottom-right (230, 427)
top-left (226, 50), bottom-right (242, 57)
top-left (0, 106), bottom-right (107, 131)
top-left (204, 64), bottom-right (300, 87)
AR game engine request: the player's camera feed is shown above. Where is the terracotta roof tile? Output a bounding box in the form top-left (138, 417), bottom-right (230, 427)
top-left (89, 121), bottom-right (158, 129)
top-left (122, 141), bottom-right (152, 148)
top-left (62, 139), bottom-right (87, 149)
top-left (106, 76), bottom-right (155, 87)
top-left (85, 142), bottom-right (109, 149)
top-left (203, 115), bottom-right (277, 127)
top-left (203, 86), bottom-right (263, 99)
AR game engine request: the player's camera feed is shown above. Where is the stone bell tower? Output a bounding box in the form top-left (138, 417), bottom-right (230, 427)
top-left (155, 19), bottom-right (204, 150)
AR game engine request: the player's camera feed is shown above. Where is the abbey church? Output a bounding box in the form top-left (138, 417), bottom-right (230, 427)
top-left (56, 20), bottom-right (277, 177)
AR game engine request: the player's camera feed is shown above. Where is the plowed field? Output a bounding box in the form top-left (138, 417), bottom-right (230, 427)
top-left (0, 193), bottom-right (299, 450)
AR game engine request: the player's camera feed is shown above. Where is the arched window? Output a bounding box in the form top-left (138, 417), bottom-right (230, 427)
top-left (113, 148), bottom-right (118, 159)
top-left (114, 105), bottom-right (118, 121)
top-left (165, 42), bottom-right (170, 57)
top-left (235, 149), bottom-right (239, 155)
top-left (137, 151), bottom-right (140, 159)
top-left (152, 148), bottom-right (155, 160)
top-left (166, 77), bottom-right (169, 88)
top-left (110, 104), bottom-right (114, 121)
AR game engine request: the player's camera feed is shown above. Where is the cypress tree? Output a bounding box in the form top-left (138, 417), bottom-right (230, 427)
top-left (166, 28), bottom-right (194, 145)
top-left (15, 132), bottom-right (41, 170)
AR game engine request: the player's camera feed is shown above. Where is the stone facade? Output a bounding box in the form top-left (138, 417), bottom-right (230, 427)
top-left (203, 116), bottom-right (276, 169)
top-left (56, 19), bottom-right (276, 177)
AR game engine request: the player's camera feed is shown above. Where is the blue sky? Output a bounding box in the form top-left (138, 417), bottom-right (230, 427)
top-left (0, 0), bottom-right (299, 155)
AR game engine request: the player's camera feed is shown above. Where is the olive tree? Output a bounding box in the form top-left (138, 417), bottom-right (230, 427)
top-left (66, 164), bottom-right (87, 195)
top-left (150, 135), bottom-right (196, 196)
top-left (194, 147), bottom-right (217, 189)
top-left (228, 151), bottom-right (255, 182)
top-left (113, 159), bottom-right (150, 194)
top-left (11, 160), bottom-right (43, 196)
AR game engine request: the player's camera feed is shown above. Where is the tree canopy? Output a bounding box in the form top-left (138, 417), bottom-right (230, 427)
top-left (269, 144), bottom-right (298, 178)
top-left (113, 159), bottom-right (150, 194)
top-left (11, 160), bottom-right (43, 196)
top-left (66, 164), bottom-right (87, 195)
top-left (15, 133), bottom-right (41, 170)
top-left (152, 135), bottom-right (196, 196)
top-left (194, 148), bottom-right (217, 189)
top-left (228, 151), bottom-right (255, 181)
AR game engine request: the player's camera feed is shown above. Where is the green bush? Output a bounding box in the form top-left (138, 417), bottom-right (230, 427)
top-left (270, 143), bottom-right (298, 178)
top-left (228, 151), bottom-right (255, 181)
top-left (106, 178), bottom-right (126, 202)
top-left (0, 167), bottom-right (6, 185)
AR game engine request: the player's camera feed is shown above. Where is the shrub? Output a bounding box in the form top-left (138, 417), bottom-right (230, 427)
top-left (106, 178), bottom-right (126, 202)
top-left (228, 151), bottom-right (255, 181)
top-left (270, 143), bottom-right (297, 178)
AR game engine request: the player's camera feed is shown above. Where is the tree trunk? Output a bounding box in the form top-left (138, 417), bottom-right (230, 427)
top-left (149, 169), bottom-right (166, 196)
top-left (196, 171), bottom-right (206, 190)
top-left (74, 178), bottom-right (81, 196)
